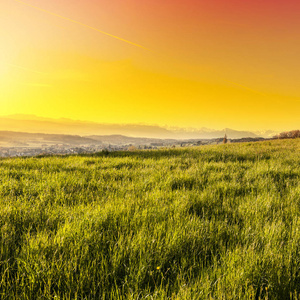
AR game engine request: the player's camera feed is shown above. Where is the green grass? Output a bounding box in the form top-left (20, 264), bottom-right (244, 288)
top-left (1, 139), bottom-right (300, 299)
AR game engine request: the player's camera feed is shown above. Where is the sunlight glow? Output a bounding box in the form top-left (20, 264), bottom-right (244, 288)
top-left (0, 0), bottom-right (299, 131)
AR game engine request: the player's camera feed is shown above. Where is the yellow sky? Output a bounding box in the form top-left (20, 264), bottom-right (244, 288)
top-left (1, 0), bottom-right (299, 131)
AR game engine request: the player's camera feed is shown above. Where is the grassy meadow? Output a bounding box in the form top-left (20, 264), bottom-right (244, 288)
top-left (1, 139), bottom-right (300, 299)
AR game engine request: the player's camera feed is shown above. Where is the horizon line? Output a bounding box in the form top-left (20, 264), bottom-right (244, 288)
top-left (0, 114), bottom-right (281, 133)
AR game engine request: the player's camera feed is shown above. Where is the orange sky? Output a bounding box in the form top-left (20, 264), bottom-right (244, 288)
top-left (0, 0), bottom-right (299, 131)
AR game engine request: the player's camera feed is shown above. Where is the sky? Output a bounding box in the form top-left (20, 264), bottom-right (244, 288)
top-left (0, 0), bottom-right (299, 131)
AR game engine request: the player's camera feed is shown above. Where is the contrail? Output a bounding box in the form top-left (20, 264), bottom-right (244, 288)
top-left (14, 0), bottom-right (149, 51)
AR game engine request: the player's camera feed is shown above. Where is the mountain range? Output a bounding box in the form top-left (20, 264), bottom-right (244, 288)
top-left (0, 115), bottom-right (278, 139)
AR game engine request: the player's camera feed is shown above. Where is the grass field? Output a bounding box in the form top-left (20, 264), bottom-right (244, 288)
top-left (1, 139), bottom-right (300, 299)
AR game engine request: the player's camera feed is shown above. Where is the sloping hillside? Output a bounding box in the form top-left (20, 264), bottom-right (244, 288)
top-left (0, 139), bottom-right (300, 299)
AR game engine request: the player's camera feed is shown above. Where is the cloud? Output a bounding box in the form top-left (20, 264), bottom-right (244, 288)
top-left (22, 83), bottom-right (52, 87)
top-left (50, 70), bottom-right (90, 82)
top-left (224, 79), bottom-right (267, 96)
top-left (8, 63), bottom-right (47, 75)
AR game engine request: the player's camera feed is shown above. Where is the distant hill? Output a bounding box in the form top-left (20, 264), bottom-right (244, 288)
top-left (0, 131), bottom-right (101, 147)
top-left (0, 115), bottom-right (278, 139)
top-left (0, 131), bottom-right (176, 148)
top-left (87, 135), bottom-right (176, 145)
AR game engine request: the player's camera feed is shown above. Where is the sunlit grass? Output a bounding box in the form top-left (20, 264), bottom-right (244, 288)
top-left (1, 139), bottom-right (300, 299)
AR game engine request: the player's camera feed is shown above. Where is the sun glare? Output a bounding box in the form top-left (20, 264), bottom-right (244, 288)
top-left (0, 66), bottom-right (10, 84)
top-left (0, 51), bottom-right (11, 79)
